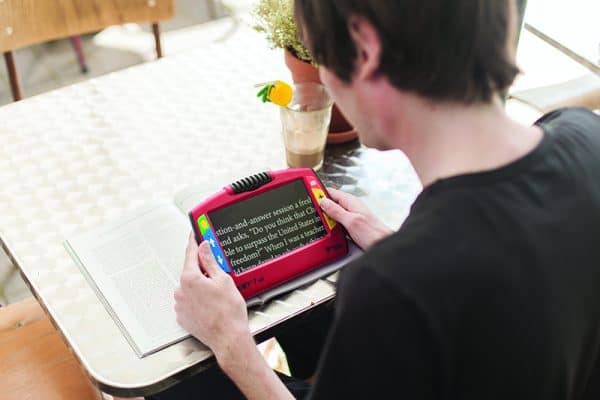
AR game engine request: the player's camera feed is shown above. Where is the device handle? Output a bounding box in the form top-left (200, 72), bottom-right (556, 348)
top-left (229, 171), bottom-right (272, 194)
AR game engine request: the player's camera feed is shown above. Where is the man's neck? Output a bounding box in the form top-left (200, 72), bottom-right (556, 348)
top-left (388, 96), bottom-right (544, 187)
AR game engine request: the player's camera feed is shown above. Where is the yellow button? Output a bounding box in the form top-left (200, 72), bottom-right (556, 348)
top-left (311, 188), bottom-right (336, 230)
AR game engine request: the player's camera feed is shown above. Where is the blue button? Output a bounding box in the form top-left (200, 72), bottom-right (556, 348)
top-left (201, 229), bottom-right (231, 273)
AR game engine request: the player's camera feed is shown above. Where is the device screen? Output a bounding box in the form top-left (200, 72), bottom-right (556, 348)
top-left (208, 179), bottom-right (327, 275)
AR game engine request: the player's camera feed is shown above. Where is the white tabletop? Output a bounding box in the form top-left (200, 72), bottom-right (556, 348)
top-left (0, 18), bottom-right (421, 396)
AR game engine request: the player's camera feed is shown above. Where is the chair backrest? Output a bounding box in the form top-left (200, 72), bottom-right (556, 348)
top-left (0, 0), bottom-right (174, 52)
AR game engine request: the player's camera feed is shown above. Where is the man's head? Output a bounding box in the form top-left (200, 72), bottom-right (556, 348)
top-left (294, 0), bottom-right (521, 148)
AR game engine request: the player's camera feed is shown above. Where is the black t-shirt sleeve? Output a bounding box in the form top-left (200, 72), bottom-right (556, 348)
top-left (307, 263), bottom-right (437, 399)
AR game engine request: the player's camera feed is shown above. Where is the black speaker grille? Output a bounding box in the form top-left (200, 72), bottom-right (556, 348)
top-left (230, 172), bottom-right (272, 193)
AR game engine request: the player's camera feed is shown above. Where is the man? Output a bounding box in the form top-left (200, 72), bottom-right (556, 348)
top-left (155, 0), bottom-right (600, 398)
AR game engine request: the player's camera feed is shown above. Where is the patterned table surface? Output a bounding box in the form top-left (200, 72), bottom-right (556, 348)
top-left (0, 18), bottom-right (421, 396)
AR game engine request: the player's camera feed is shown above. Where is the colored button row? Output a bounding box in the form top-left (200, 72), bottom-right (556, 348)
top-left (197, 214), bottom-right (231, 273)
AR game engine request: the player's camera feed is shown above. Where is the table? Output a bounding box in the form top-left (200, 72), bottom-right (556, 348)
top-left (0, 18), bottom-right (421, 397)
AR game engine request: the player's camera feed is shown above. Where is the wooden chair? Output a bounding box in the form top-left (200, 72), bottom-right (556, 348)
top-left (0, 0), bottom-right (174, 102)
top-left (509, 73), bottom-right (600, 113)
top-left (0, 298), bottom-right (285, 400)
top-left (509, 22), bottom-right (600, 112)
top-left (0, 297), bottom-right (103, 400)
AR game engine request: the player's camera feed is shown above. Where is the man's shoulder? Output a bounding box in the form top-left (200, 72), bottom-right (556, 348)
top-left (535, 107), bottom-right (600, 142)
top-left (535, 106), bottom-right (599, 126)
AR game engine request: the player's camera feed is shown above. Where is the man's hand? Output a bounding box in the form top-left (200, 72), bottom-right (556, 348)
top-left (175, 234), bottom-right (296, 400)
top-left (174, 233), bottom-right (250, 361)
top-left (320, 188), bottom-right (393, 250)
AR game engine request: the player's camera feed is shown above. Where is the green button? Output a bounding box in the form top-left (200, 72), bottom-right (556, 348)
top-left (197, 214), bottom-right (211, 235)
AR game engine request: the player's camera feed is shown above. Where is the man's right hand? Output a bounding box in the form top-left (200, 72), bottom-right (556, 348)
top-left (320, 188), bottom-right (393, 250)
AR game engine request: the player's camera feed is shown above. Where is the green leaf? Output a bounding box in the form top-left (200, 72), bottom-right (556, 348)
top-left (256, 85), bottom-right (269, 98)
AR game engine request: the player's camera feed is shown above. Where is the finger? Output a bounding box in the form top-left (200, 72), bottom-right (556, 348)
top-left (326, 187), bottom-right (356, 210)
top-left (326, 187), bottom-right (344, 202)
top-left (320, 197), bottom-right (353, 227)
top-left (198, 241), bottom-right (223, 277)
top-left (174, 287), bottom-right (184, 302)
top-left (327, 187), bottom-right (372, 217)
top-left (183, 234), bottom-right (202, 276)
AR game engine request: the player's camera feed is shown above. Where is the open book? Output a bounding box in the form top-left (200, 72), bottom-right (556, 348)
top-left (64, 184), bottom-right (363, 358)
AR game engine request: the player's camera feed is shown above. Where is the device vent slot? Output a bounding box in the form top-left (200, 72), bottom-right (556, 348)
top-left (230, 172), bottom-right (272, 193)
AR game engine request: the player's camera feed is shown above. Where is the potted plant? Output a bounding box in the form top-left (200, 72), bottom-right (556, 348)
top-left (252, 0), bottom-right (357, 144)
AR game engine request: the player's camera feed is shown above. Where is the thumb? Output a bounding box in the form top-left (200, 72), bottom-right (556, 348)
top-left (198, 241), bottom-right (224, 277)
top-left (320, 197), bottom-right (352, 227)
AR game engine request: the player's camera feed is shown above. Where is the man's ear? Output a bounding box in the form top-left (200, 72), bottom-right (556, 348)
top-left (347, 15), bottom-right (382, 81)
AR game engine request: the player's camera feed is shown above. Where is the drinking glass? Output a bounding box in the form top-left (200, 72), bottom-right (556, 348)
top-left (280, 82), bottom-right (333, 170)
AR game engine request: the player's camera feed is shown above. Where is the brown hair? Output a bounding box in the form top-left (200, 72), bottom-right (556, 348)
top-left (294, 0), bottom-right (520, 104)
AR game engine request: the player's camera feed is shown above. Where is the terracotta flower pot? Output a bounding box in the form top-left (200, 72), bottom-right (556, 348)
top-left (284, 50), bottom-right (358, 144)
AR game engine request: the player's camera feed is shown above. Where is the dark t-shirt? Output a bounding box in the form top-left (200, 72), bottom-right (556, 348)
top-left (308, 108), bottom-right (600, 399)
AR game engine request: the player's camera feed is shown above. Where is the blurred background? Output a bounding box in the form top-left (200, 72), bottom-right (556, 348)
top-left (0, 0), bottom-right (255, 105)
top-left (1, 0), bottom-right (599, 108)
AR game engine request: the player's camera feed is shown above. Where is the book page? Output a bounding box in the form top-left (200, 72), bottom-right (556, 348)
top-left (173, 168), bottom-right (274, 216)
top-left (64, 202), bottom-right (190, 357)
top-left (173, 183), bottom-right (221, 217)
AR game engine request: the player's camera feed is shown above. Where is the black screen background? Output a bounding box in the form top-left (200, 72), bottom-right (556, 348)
top-left (208, 180), bottom-right (326, 274)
